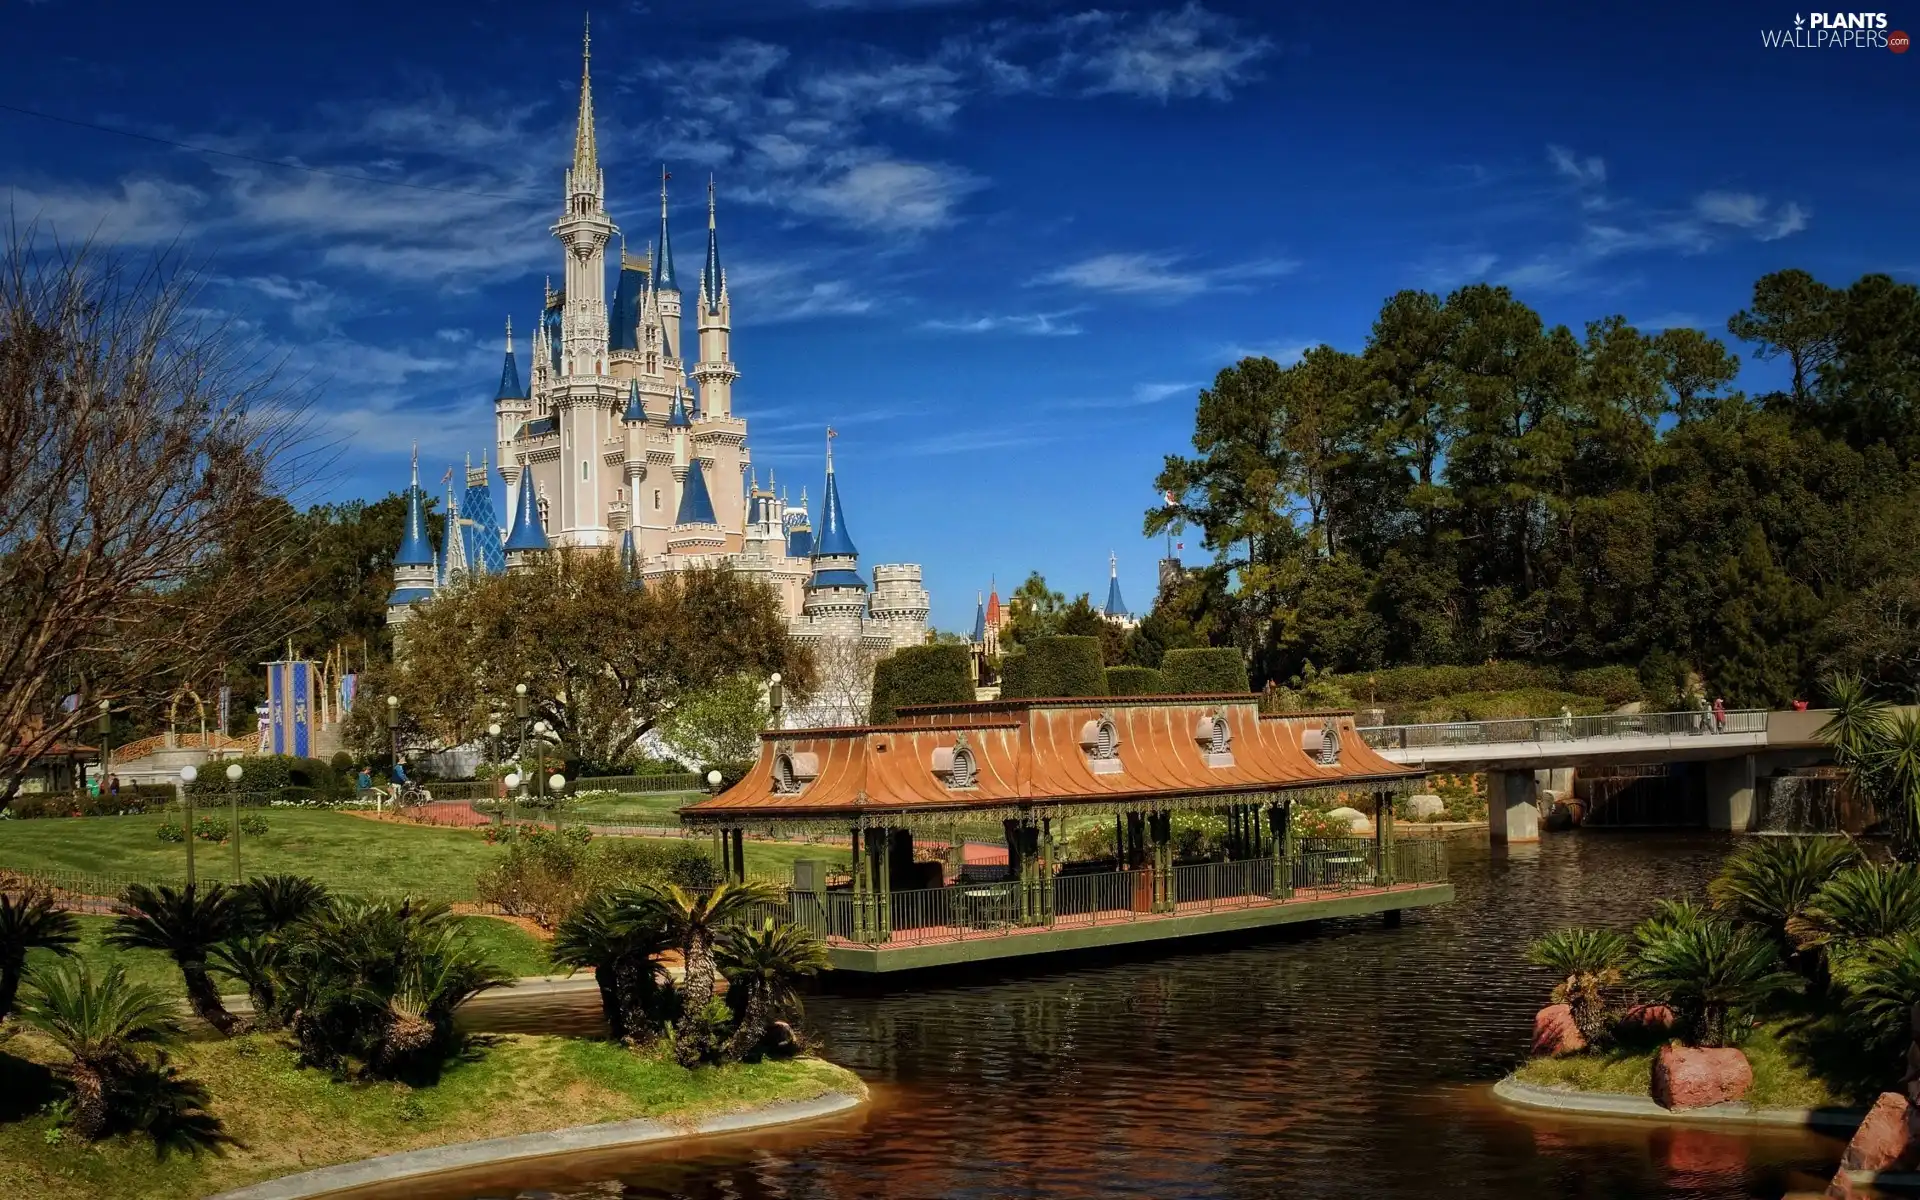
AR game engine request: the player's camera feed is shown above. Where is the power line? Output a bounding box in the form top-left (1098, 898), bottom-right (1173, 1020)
top-left (0, 101), bottom-right (543, 204)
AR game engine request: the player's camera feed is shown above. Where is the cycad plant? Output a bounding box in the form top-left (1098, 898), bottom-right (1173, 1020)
top-left (551, 890), bottom-right (674, 1043)
top-left (717, 919), bottom-right (829, 1060)
top-left (1525, 927), bottom-right (1631, 1042)
top-left (1708, 836), bottom-right (1860, 967)
top-left (635, 880), bottom-right (785, 1066)
top-left (233, 875), bottom-right (329, 935)
top-left (210, 935), bottom-right (289, 1028)
top-left (1800, 864), bottom-right (1920, 966)
top-left (0, 890), bottom-right (78, 1021)
top-left (108, 884), bottom-right (245, 1035)
top-left (1634, 898), bottom-right (1712, 945)
top-left (1842, 931), bottom-right (1920, 1049)
top-left (1871, 713), bottom-right (1920, 858)
top-left (1634, 915), bottom-right (1802, 1047)
top-left (18, 962), bottom-right (180, 1139)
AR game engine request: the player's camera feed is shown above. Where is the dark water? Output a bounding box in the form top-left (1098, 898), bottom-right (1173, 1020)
top-left (416, 833), bottom-right (1849, 1200)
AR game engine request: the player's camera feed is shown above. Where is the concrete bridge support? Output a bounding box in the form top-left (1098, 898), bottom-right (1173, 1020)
top-left (1706, 755), bottom-right (1757, 833)
top-left (1488, 769), bottom-right (1540, 844)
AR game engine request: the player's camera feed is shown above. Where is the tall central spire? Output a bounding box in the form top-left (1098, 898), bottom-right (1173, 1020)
top-left (655, 165), bottom-right (676, 291)
top-left (702, 174), bottom-right (724, 315)
top-left (572, 16), bottom-right (597, 182)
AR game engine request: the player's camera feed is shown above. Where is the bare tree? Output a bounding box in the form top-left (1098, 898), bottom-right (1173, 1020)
top-left (0, 224), bottom-right (315, 799)
top-left (789, 637), bottom-right (888, 728)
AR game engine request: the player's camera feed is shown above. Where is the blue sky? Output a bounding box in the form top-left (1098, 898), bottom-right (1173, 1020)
top-left (5, 0), bottom-right (1915, 632)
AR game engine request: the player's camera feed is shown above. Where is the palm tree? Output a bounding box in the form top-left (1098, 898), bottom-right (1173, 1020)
top-left (634, 880), bottom-right (784, 1066)
top-left (1634, 916), bottom-right (1802, 1047)
top-left (107, 883), bottom-right (245, 1035)
top-left (18, 962), bottom-right (180, 1139)
top-left (1843, 931), bottom-right (1920, 1058)
top-left (1801, 865), bottom-right (1920, 960)
top-left (1708, 836), bottom-right (1860, 965)
top-left (233, 874), bottom-right (329, 934)
top-left (0, 890), bottom-right (78, 1021)
top-left (1525, 927), bottom-right (1631, 1042)
top-left (1871, 713), bottom-right (1920, 858)
top-left (1821, 673), bottom-right (1894, 772)
top-left (551, 891), bottom-right (674, 1043)
top-left (717, 919), bottom-right (828, 1060)
top-left (210, 935), bottom-right (288, 1027)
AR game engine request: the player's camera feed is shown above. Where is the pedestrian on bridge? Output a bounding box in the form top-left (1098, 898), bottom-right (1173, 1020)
top-left (1712, 697), bottom-right (1727, 733)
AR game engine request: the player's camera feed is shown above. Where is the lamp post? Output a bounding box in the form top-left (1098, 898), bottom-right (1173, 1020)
top-left (178, 765), bottom-right (198, 886)
top-left (549, 772), bottom-right (567, 833)
top-left (531, 721), bottom-right (549, 808)
top-left (96, 699), bottom-right (112, 797)
top-left (768, 672), bottom-right (784, 730)
top-left (386, 695), bottom-right (400, 811)
top-left (486, 721), bottom-right (502, 805)
top-left (226, 763), bottom-right (244, 881)
top-left (502, 771), bottom-right (521, 828)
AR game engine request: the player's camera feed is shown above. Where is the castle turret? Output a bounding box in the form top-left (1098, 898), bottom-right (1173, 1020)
top-left (441, 474), bottom-right (469, 588)
top-left (654, 166), bottom-right (683, 367)
top-left (870, 564), bottom-right (930, 650)
top-left (801, 431), bottom-right (868, 635)
top-left (694, 177), bottom-right (738, 420)
top-left (503, 463), bottom-right (550, 572)
top-left (386, 447), bottom-right (437, 629)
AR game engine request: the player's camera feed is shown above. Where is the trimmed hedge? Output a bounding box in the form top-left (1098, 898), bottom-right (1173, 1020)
top-left (183, 754), bottom-right (353, 802)
top-left (1160, 648), bottom-right (1250, 695)
top-left (998, 636), bottom-right (1107, 699)
top-left (1323, 661), bottom-right (1645, 707)
top-left (1105, 665), bottom-right (1166, 696)
top-left (869, 644), bottom-right (975, 723)
top-left (3, 785), bottom-right (174, 819)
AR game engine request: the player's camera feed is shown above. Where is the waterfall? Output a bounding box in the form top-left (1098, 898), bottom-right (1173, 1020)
top-left (1756, 773), bottom-right (1845, 835)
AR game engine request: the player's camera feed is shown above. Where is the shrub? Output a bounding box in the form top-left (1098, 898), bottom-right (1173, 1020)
top-left (1567, 666), bottom-right (1643, 706)
top-left (595, 839), bottom-right (724, 889)
top-left (998, 636), bottom-right (1107, 699)
top-left (1160, 648), bottom-right (1249, 696)
top-left (476, 829), bottom-right (721, 928)
top-left (1292, 805), bottom-right (1354, 839)
top-left (184, 755), bottom-right (351, 804)
top-left (4, 786), bottom-right (174, 819)
top-left (328, 751), bottom-right (353, 775)
top-left (192, 818), bottom-right (228, 844)
top-left (869, 644), bottom-right (974, 723)
top-left (156, 822), bottom-right (185, 843)
top-left (237, 813), bottom-right (269, 837)
top-left (1104, 665), bottom-right (1165, 697)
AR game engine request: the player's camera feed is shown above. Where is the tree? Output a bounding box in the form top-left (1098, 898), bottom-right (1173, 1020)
top-left (551, 891), bottom-right (674, 1043)
top-left (658, 675), bottom-right (771, 771)
top-left (1002, 572), bottom-right (1065, 651)
top-left (19, 962), bottom-right (182, 1139)
top-left (107, 883), bottom-right (245, 1036)
top-left (363, 555), bottom-right (815, 771)
top-left (1728, 268), bottom-right (1841, 410)
top-left (0, 890), bottom-right (77, 1021)
top-left (1821, 576), bottom-right (1920, 699)
top-left (1526, 927), bottom-right (1631, 1041)
top-left (634, 880), bottom-right (784, 1067)
top-left (717, 919), bottom-right (828, 1060)
top-left (794, 637), bottom-right (887, 729)
top-left (1707, 836), bottom-right (1859, 968)
top-left (0, 228), bottom-right (314, 801)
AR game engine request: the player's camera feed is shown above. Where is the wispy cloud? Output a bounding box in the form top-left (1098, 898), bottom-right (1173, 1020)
top-left (1034, 250), bottom-right (1296, 299)
top-left (964, 4), bottom-right (1274, 102)
top-left (1546, 144), bottom-right (1606, 188)
top-left (1692, 190), bottom-right (1809, 241)
top-left (6, 178), bottom-right (206, 246)
top-left (789, 159), bottom-right (985, 232)
top-left (721, 256), bottom-right (874, 322)
top-left (921, 309), bottom-right (1083, 336)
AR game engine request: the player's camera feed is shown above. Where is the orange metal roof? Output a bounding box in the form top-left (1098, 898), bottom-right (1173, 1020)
top-left (684, 695), bottom-right (1419, 823)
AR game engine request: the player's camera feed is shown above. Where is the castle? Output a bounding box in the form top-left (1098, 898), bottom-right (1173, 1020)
top-left (385, 27), bottom-right (929, 706)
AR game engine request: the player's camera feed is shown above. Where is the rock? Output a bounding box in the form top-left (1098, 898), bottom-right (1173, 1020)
top-left (1618, 1003), bottom-right (1677, 1036)
top-left (1531, 1004), bottom-right (1586, 1057)
top-left (1650, 1045), bottom-right (1752, 1110)
top-left (765, 1020), bottom-right (802, 1058)
top-left (1408, 794), bottom-right (1445, 819)
top-left (1325, 806), bottom-right (1371, 833)
top-left (1825, 1091), bottom-right (1914, 1199)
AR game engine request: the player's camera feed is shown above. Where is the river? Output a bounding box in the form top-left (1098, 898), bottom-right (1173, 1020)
top-left (416, 832), bottom-right (1849, 1200)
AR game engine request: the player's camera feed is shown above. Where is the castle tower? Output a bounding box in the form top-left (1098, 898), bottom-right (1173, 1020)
top-left (1103, 552), bottom-right (1137, 628)
top-left (654, 167), bottom-right (683, 367)
top-left (667, 391), bottom-right (723, 552)
top-left (493, 318), bottom-right (527, 454)
top-left (784, 486), bottom-right (813, 558)
top-left (694, 177), bottom-right (738, 420)
top-left (386, 447), bottom-right (437, 629)
top-left (801, 431), bottom-right (868, 636)
top-left (462, 452), bottom-right (506, 577)
top-left (503, 461), bottom-right (550, 573)
top-left (869, 564), bottom-right (930, 650)
top-left (984, 582), bottom-right (1003, 657)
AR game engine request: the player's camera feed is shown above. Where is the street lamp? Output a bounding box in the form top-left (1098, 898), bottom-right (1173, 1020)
top-left (707, 768), bottom-right (724, 793)
top-left (514, 682), bottom-right (529, 721)
top-left (226, 763), bottom-right (244, 880)
top-left (96, 699), bottom-right (112, 797)
top-left (768, 672), bottom-right (784, 729)
top-left (178, 765), bottom-right (198, 885)
top-left (502, 771), bottom-right (522, 827)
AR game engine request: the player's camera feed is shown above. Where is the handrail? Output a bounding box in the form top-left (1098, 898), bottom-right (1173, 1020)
top-left (1357, 709), bottom-right (1769, 751)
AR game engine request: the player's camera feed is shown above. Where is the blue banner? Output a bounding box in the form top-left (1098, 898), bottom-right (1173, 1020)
top-left (340, 672), bottom-right (357, 717)
top-left (291, 661), bottom-right (311, 758)
top-left (268, 663), bottom-right (286, 755)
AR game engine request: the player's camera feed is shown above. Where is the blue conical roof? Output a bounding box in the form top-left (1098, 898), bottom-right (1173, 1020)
top-left (971, 593), bottom-right (986, 642)
top-left (462, 468), bottom-right (506, 576)
top-left (610, 261), bottom-right (647, 352)
top-left (1104, 573), bottom-right (1129, 618)
top-left (675, 460), bottom-right (717, 526)
top-left (395, 454), bottom-right (433, 566)
top-left (504, 476), bottom-right (549, 552)
top-left (495, 325), bottom-right (526, 401)
top-left (702, 177), bottom-right (724, 315)
top-left (619, 525), bottom-right (638, 575)
top-left (814, 447), bottom-right (858, 559)
top-left (622, 379), bottom-right (647, 423)
top-left (666, 389), bottom-right (692, 428)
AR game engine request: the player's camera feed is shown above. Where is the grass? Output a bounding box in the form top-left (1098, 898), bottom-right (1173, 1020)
top-left (0, 1029), bottom-right (862, 1200)
top-left (566, 791), bottom-right (704, 827)
top-left (0, 810), bottom-right (842, 899)
top-left (21, 914), bottom-right (554, 992)
top-left (1514, 1025), bottom-right (1873, 1110)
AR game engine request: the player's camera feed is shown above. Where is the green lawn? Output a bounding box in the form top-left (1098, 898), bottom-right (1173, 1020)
top-left (565, 790), bottom-right (704, 827)
top-left (23, 914), bottom-right (553, 991)
top-left (0, 810), bottom-right (840, 899)
top-left (0, 1029), bottom-right (861, 1200)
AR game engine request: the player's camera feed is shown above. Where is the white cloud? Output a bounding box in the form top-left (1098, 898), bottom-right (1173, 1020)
top-left (719, 256), bottom-right (873, 322)
top-left (1077, 3), bottom-right (1272, 101)
top-left (1221, 341), bottom-right (1312, 365)
top-left (1130, 380), bottom-right (1198, 404)
top-left (1034, 251), bottom-right (1296, 298)
top-left (7, 178), bottom-right (205, 246)
top-left (791, 159), bottom-right (984, 232)
top-left (1546, 144), bottom-right (1606, 187)
top-left (921, 310), bottom-right (1082, 336)
top-left (1693, 191), bottom-right (1809, 241)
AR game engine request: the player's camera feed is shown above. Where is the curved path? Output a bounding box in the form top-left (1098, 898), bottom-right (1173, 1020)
top-left (206, 1090), bottom-right (866, 1200)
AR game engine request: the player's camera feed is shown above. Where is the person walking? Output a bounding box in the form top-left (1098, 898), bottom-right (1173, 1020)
top-left (107, 775), bottom-right (120, 798)
top-left (1712, 697), bottom-right (1727, 733)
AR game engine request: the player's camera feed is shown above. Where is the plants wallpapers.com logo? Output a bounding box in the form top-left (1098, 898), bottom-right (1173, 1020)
top-left (1760, 11), bottom-right (1909, 49)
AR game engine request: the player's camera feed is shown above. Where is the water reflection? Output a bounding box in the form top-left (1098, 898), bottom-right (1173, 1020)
top-left (406, 833), bottom-right (1847, 1199)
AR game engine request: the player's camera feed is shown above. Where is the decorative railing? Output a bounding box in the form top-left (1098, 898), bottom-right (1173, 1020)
top-left (1357, 709), bottom-right (1769, 752)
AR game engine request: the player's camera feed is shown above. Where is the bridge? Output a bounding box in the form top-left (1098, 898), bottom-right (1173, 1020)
top-left (1357, 708), bottom-right (1834, 843)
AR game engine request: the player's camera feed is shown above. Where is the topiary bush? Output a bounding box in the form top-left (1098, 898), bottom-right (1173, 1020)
top-left (1160, 648), bottom-right (1250, 695)
top-left (869, 644), bottom-right (975, 723)
top-left (1105, 665), bottom-right (1166, 697)
top-left (998, 637), bottom-right (1107, 699)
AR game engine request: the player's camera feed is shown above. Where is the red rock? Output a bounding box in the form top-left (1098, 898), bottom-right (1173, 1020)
top-left (1825, 1091), bottom-right (1915, 1197)
top-left (1650, 1045), bottom-right (1752, 1109)
top-left (1532, 1004), bottom-right (1586, 1057)
top-left (1620, 1003), bottom-right (1677, 1035)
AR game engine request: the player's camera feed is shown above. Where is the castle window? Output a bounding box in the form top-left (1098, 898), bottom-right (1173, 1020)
top-left (537, 495), bottom-right (551, 529)
top-left (654, 489), bottom-right (662, 510)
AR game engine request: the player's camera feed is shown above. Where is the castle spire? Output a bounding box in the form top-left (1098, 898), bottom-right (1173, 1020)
top-left (655, 165), bottom-right (677, 291)
top-left (814, 427), bottom-right (858, 559)
top-left (495, 316), bottom-right (525, 401)
top-left (571, 16), bottom-right (597, 184)
top-left (504, 471), bottom-right (549, 554)
top-left (1104, 551), bottom-right (1130, 618)
top-left (395, 444), bottom-right (433, 566)
top-left (701, 175), bottom-right (724, 313)
top-left (443, 475), bottom-right (469, 583)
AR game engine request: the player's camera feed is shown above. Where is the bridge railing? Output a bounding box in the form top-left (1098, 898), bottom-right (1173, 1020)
top-left (1357, 708), bottom-right (1769, 751)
